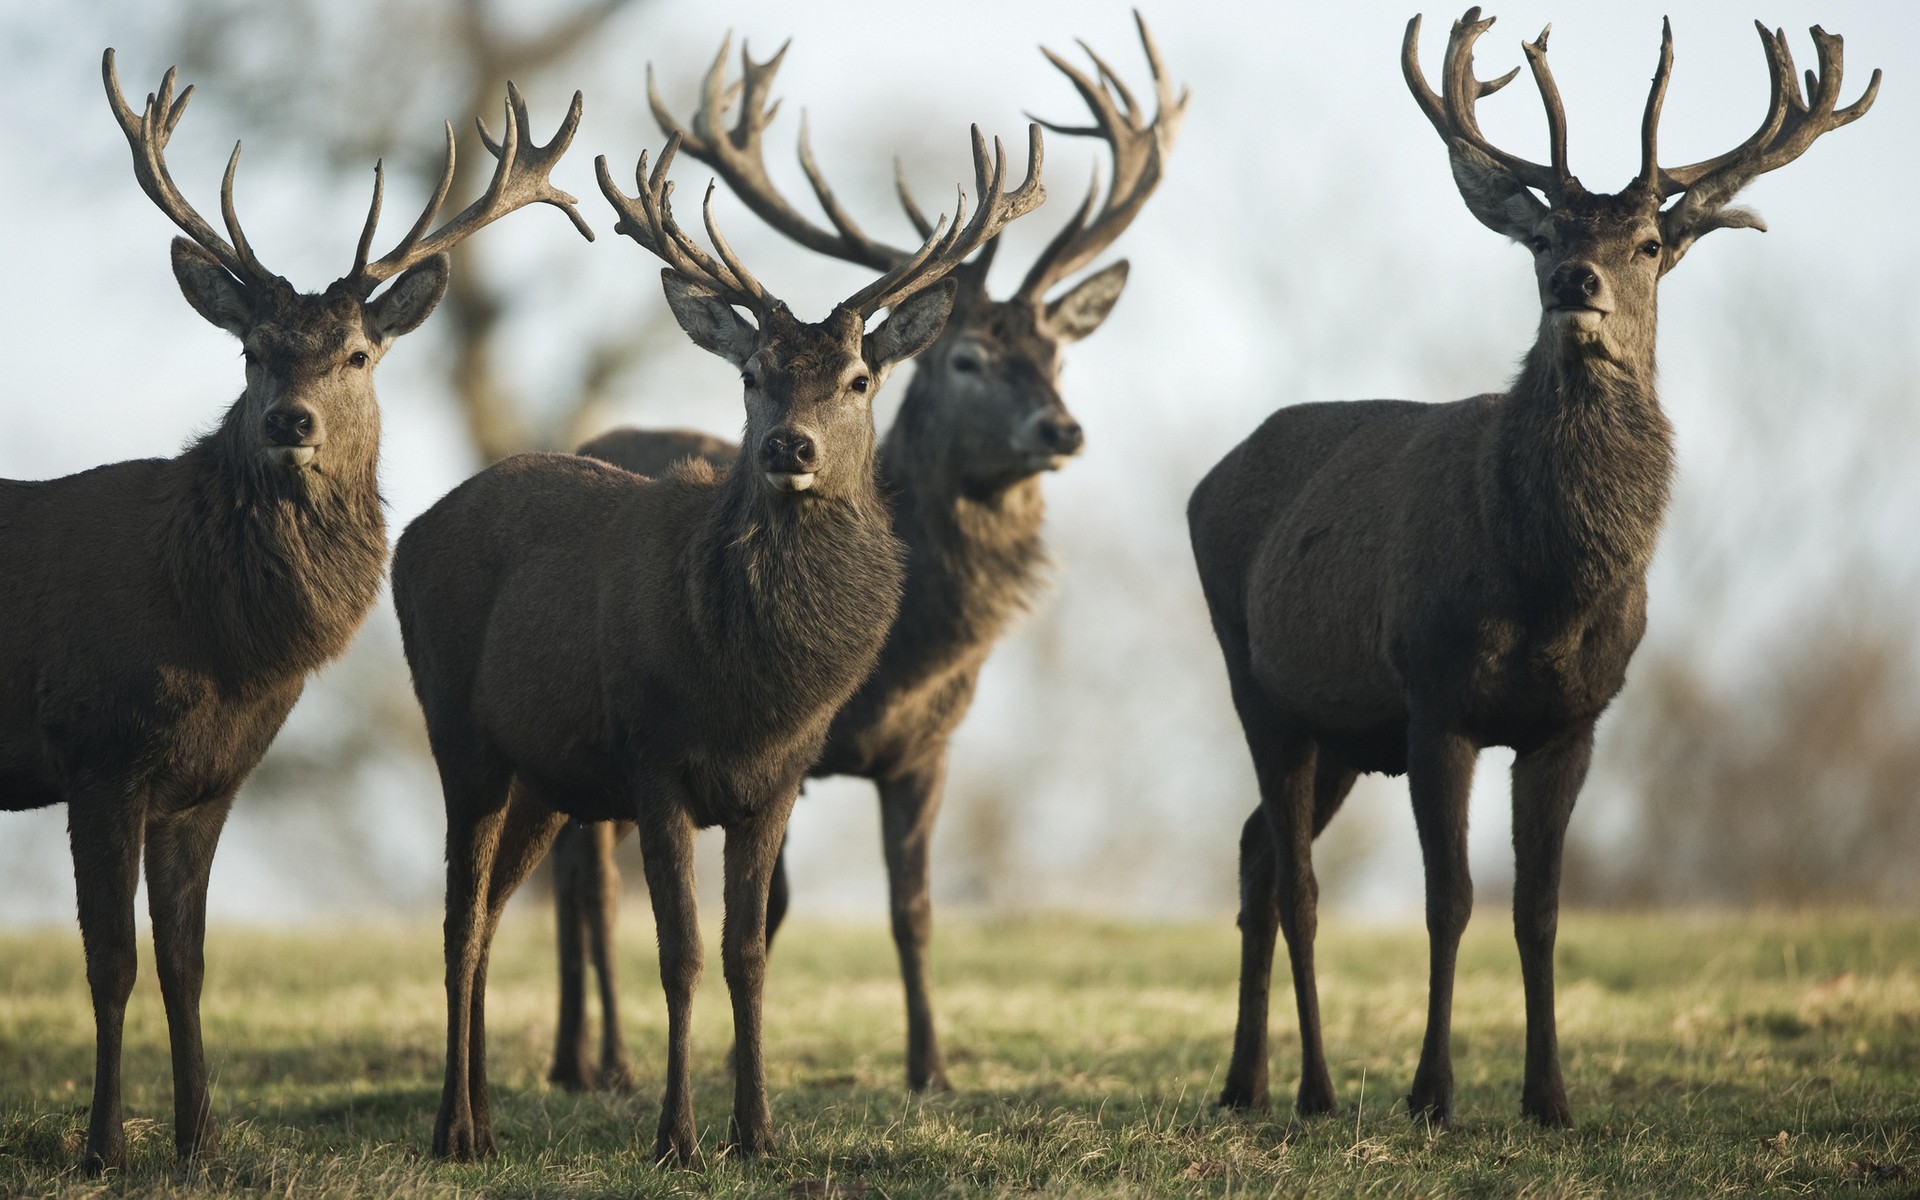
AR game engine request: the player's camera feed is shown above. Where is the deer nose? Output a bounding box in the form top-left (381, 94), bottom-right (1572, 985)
top-left (1037, 415), bottom-right (1084, 456)
top-left (262, 406), bottom-right (318, 446)
top-left (759, 429), bottom-right (819, 474)
top-left (1550, 262), bottom-right (1602, 306)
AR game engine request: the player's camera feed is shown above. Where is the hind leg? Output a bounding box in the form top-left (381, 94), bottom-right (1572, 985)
top-left (582, 821), bottom-right (636, 1091)
top-left (548, 821), bottom-right (596, 1091)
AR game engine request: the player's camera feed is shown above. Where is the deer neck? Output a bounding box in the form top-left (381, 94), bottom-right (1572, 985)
top-left (878, 386), bottom-right (1051, 664)
top-left (1492, 340), bottom-right (1674, 610)
top-left (685, 449), bottom-right (904, 698)
top-left (162, 395), bottom-right (388, 685)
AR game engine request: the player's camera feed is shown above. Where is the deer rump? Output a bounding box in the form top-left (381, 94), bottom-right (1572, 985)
top-left (1190, 393), bottom-right (1652, 772)
top-left (393, 448), bottom-right (904, 828)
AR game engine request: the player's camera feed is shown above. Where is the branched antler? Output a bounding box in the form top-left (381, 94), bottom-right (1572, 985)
top-left (1014, 10), bottom-right (1188, 301)
top-left (345, 83), bottom-right (594, 295)
top-left (103, 49), bottom-right (285, 289)
top-left (1402, 8), bottom-right (1574, 197)
top-left (601, 125), bottom-right (1043, 322)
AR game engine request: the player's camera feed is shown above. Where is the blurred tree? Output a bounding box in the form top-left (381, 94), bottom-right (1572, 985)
top-left (164, 0), bottom-right (660, 461)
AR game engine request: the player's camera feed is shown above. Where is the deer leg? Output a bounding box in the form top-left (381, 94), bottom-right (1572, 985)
top-left (459, 783), bottom-right (567, 1154)
top-left (1511, 725), bottom-right (1592, 1128)
top-left (765, 840), bottom-right (790, 950)
top-left (1406, 721), bottom-right (1478, 1125)
top-left (144, 793), bottom-right (236, 1165)
top-left (721, 789), bottom-right (800, 1156)
top-left (548, 821), bottom-right (596, 1091)
top-left (431, 754), bottom-right (512, 1162)
top-left (1220, 806), bottom-right (1278, 1110)
top-left (634, 797), bottom-right (701, 1166)
top-left (584, 820), bottom-right (635, 1092)
top-left (879, 759), bottom-right (950, 1093)
top-left (68, 784), bottom-right (146, 1176)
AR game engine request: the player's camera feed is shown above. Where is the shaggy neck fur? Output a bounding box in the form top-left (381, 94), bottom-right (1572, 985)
top-left (1493, 332), bottom-right (1674, 614)
top-left (879, 371), bottom-right (1050, 672)
top-left (163, 393), bottom-right (387, 685)
top-left (684, 445), bottom-right (904, 701)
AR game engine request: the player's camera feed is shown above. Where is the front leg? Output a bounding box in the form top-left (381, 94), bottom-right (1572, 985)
top-left (878, 757), bottom-right (950, 1093)
top-left (721, 787), bottom-right (800, 1156)
top-left (67, 781), bottom-right (147, 1176)
top-left (634, 795), bottom-right (701, 1166)
top-left (1511, 724), bottom-right (1593, 1128)
top-left (1405, 719), bottom-right (1478, 1125)
top-left (144, 793), bottom-right (238, 1165)
top-left (431, 752), bottom-right (513, 1162)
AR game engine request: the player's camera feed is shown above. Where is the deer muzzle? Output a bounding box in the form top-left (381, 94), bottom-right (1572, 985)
top-left (759, 427), bottom-right (820, 492)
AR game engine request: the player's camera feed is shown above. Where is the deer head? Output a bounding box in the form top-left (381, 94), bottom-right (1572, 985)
top-left (648, 14), bottom-right (1183, 492)
top-left (596, 128), bottom-right (1044, 499)
top-left (104, 51), bottom-right (592, 486)
top-left (1404, 9), bottom-right (1878, 365)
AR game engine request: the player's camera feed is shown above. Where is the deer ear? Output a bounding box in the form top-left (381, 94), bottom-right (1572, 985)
top-left (865, 279), bottom-right (955, 371)
top-left (171, 238), bottom-right (252, 337)
top-left (1042, 260), bottom-right (1130, 343)
top-left (661, 270), bottom-right (759, 366)
top-left (1448, 142), bottom-right (1550, 242)
top-left (367, 254), bottom-right (450, 343)
top-left (1658, 201), bottom-right (1767, 274)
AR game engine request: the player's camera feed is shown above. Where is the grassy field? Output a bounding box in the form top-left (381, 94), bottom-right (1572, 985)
top-left (2, 911), bottom-right (1917, 1198)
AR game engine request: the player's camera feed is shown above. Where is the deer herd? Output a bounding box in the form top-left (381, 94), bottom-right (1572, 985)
top-left (0, 6), bottom-right (1879, 1177)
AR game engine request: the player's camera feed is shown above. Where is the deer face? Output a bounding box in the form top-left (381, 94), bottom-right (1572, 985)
top-left (661, 273), bottom-right (954, 500)
top-left (172, 239), bottom-right (448, 482)
top-left (919, 299), bottom-right (1083, 490)
top-left (1507, 189), bottom-right (1666, 365)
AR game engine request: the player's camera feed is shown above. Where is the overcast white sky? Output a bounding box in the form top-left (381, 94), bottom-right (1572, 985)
top-left (3, 1), bottom-right (1916, 924)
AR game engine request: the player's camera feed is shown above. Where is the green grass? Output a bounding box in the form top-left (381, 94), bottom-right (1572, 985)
top-left (3, 912), bottom-right (1917, 1197)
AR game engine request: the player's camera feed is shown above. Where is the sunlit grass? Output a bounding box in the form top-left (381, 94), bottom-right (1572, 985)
top-left (3, 912), bottom-right (1917, 1197)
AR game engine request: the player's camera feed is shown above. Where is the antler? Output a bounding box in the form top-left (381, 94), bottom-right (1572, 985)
top-left (1013, 10), bottom-right (1188, 302)
top-left (1640, 21), bottom-right (1879, 211)
top-left (344, 83), bottom-right (594, 295)
top-left (648, 38), bottom-right (904, 273)
top-left (595, 134), bottom-right (780, 316)
top-left (103, 49), bottom-right (285, 289)
top-left (1402, 8), bottom-right (1576, 197)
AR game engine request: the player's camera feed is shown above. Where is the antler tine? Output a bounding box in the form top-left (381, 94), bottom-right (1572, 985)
top-left (350, 160), bottom-right (387, 281)
top-left (1016, 13), bottom-right (1185, 301)
top-left (1636, 18), bottom-right (1675, 191)
top-left (1520, 27), bottom-right (1570, 184)
top-left (651, 36), bottom-right (907, 271)
top-left (1652, 21), bottom-right (1879, 206)
top-left (103, 49), bottom-right (281, 288)
top-left (1403, 11), bottom-right (1566, 197)
top-left (595, 134), bottom-right (776, 316)
top-left (894, 157), bottom-right (936, 240)
top-left (350, 84), bottom-right (593, 295)
top-left (843, 123), bottom-right (1046, 319)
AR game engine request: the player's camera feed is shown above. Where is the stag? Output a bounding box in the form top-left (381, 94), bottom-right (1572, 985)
top-left (391, 121), bottom-right (1043, 1162)
top-left (1188, 10), bottom-right (1877, 1126)
top-left (541, 17), bottom-right (1184, 1096)
top-left (0, 54), bottom-right (588, 1174)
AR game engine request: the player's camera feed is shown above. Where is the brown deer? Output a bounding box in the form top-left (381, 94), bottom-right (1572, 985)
top-left (541, 18), bottom-right (1183, 1097)
top-left (1188, 10), bottom-right (1877, 1127)
top-left (391, 123), bottom-right (1043, 1163)
top-left (0, 54), bottom-right (588, 1174)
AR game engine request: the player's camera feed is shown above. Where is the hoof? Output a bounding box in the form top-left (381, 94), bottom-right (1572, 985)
top-left (1295, 1080), bottom-right (1337, 1117)
top-left (653, 1118), bottom-right (699, 1167)
top-left (1217, 1082), bottom-right (1269, 1111)
top-left (1523, 1092), bottom-right (1573, 1128)
top-left (909, 1069), bottom-right (952, 1095)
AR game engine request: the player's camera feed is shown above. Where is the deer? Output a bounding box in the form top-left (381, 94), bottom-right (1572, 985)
top-left (540, 17), bottom-right (1184, 1097)
top-left (390, 117), bottom-right (1044, 1163)
top-left (0, 53), bottom-right (589, 1175)
top-left (1187, 9), bottom-right (1877, 1128)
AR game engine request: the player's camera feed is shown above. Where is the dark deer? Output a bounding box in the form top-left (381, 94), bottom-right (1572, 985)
top-left (0, 54), bottom-right (588, 1174)
top-left (1188, 10), bottom-right (1877, 1127)
top-left (391, 123), bottom-right (1043, 1163)
top-left (542, 18), bottom-right (1184, 1097)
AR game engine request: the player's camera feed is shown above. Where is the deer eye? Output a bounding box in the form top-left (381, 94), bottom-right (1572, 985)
top-left (346, 351), bottom-right (370, 370)
top-left (1526, 236), bottom-right (1550, 255)
top-left (1639, 239), bottom-right (1663, 258)
top-left (951, 354), bottom-right (980, 374)
top-left (741, 371), bottom-right (757, 389)
top-left (242, 349), bottom-right (259, 367)
top-left (849, 375), bottom-right (871, 394)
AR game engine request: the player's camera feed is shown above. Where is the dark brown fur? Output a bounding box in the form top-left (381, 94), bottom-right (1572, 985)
top-left (0, 269), bottom-right (440, 1172)
top-left (394, 286), bottom-right (953, 1163)
top-left (1190, 11), bottom-right (1874, 1130)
